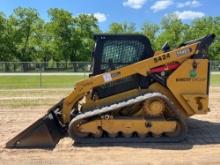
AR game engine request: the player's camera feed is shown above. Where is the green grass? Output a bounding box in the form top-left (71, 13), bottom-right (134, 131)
top-left (0, 74), bottom-right (219, 89)
top-left (0, 75), bottom-right (87, 89)
top-left (211, 74), bottom-right (220, 86)
top-left (0, 74), bottom-right (219, 109)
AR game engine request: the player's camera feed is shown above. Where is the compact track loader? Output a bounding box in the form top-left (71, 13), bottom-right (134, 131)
top-left (6, 34), bottom-right (215, 148)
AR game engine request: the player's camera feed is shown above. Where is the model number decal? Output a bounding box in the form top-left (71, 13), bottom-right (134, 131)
top-left (176, 48), bottom-right (191, 56)
top-left (154, 53), bottom-right (170, 63)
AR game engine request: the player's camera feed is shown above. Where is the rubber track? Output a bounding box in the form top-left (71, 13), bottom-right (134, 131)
top-left (68, 92), bottom-right (188, 143)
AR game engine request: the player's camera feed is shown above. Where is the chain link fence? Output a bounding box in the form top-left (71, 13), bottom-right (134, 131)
top-left (0, 61), bottom-right (219, 89)
top-left (0, 61), bottom-right (220, 73)
top-left (0, 61), bottom-right (92, 73)
top-left (0, 62), bottom-right (92, 88)
top-left (210, 61), bottom-right (220, 71)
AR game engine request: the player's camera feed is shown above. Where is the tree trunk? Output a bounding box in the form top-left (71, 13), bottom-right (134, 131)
top-left (43, 58), bottom-right (47, 72)
top-left (56, 62), bottom-right (60, 72)
top-left (13, 63), bottom-right (16, 72)
top-left (22, 63), bottom-right (29, 72)
top-left (65, 60), bottom-right (68, 70)
top-left (71, 50), bottom-right (77, 72)
top-left (5, 63), bottom-right (10, 72)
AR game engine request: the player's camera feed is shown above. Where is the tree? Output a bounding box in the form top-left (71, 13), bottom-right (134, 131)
top-left (141, 22), bottom-right (159, 49)
top-left (109, 22), bottom-right (136, 33)
top-left (188, 17), bottom-right (220, 59)
top-left (47, 8), bottom-right (75, 64)
top-left (0, 8), bottom-right (220, 63)
top-left (10, 8), bottom-right (42, 61)
top-left (188, 17), bottom-right (214, 39)
top-left (29, 19), bottom-right (57, 70)
top-left (5, 7), bottom-right (44, 71)
top-left (0, 12), bottom-right (8, 61)
top-left (47, 9), bottom-right (99, 70)
top-left (74, 14), bottom-right (100, 61)
top-left (155, 14), bottom-right (189, 50)
top-left (210, 17), bottom-right (220, 60)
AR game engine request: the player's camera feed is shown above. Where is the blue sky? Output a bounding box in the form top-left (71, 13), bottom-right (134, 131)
top-left (0, 0), bottom-right (219, 31)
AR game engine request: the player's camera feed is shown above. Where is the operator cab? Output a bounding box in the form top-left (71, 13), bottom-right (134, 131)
top-left (92, 34), bottom-right (154, 75)
top-left (90, 34), bottom-right (154, 98)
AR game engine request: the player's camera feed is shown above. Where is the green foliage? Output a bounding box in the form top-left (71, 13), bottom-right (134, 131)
top-left (74, 14), bottom-right (100, 61)
top-left (0, 7), bottom-right (99, 65)
top-left (141, 22), bottom-right (159, 49)
top-left (109, 22), bottom-right (136, 33)
top-left (9, 7), bottom-right (42, 62)
top-left (0, 8), bottom-right (220, 62)
top-left (141, 14), bottom-right (220, 60)
top-left (46, 9), bottom-right (99, 63)
top-left (155, 14), bottom-right (189, 49)
top-left (0, 12), bottom-right (8, 61)
top-left (47, 8), bottom-right (75, 62)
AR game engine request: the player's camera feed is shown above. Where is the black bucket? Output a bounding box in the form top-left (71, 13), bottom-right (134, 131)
top-left (6, 110), bottom-right (65, 149)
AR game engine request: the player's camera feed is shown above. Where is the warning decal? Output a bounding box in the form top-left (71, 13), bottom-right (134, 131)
top-left (103, 73), bottom-right (112, 82)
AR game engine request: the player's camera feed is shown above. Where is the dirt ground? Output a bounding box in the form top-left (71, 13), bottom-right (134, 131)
top-left (0, 87), bottom-right (220, 165)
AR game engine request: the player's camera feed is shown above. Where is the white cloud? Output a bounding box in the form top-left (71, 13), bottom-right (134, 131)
top-left (123, 0), bottom-right (147, 9)
top-left (175, 10), bottom-right (205, 20)
top-left (93, 12), bottom-right (107, 22)
top-left (151, 0), bottom-right (173, 12)
top-left (177, 0), bottom-right (201, 8)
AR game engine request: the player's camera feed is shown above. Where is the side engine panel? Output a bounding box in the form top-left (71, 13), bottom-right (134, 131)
top-left (167, 59), bottom-right (210, 116)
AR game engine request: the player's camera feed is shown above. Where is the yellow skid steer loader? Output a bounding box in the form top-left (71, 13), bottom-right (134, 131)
top-left (6, 33), bottom-right (215, 148)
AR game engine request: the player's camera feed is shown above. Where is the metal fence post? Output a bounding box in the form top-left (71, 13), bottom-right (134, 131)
top-left (40, 62), bottom-right (42, 88)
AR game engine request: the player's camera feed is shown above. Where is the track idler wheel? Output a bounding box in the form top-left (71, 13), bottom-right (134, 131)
top-left (70, 120), bottom-right (89, 138)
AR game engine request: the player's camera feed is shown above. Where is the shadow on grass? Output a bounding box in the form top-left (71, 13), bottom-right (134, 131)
top-left (73, 118), bottom-right (220, 150)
